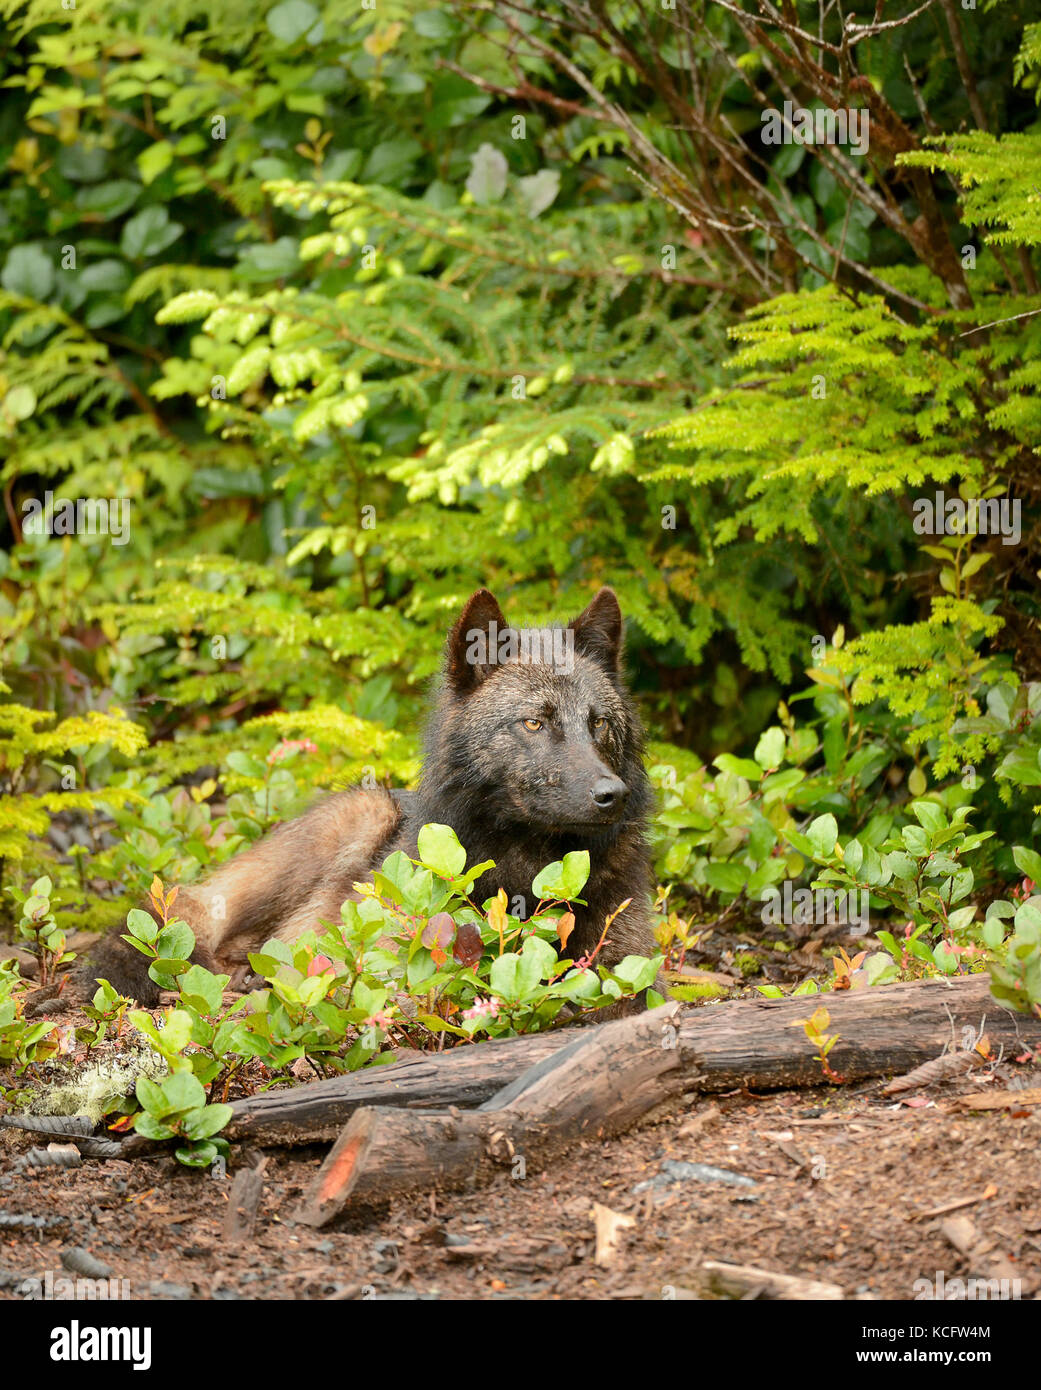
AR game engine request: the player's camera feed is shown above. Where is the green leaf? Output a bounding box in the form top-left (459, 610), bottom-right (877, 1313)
top-left (981, 918), bottom-right (1005, 950)
top-left (703, 861), bottom-right (748, 895)
top-left (806, 814), bottom-right (838, 860)
top-left (180, 1103), bottom-right (233, 1141)
top-left (753, 726), bottom-right (785, 770)
top-left (489, 952), bottom-right (523, 1001)
top-left (910, 800), bottom-right (946, 835)
top-left (466, 143), bottom-right (508, 204)
top-left (714, 753), bottom-right (763, 781)
top-left (161, 1070), bottom-right (207, 1114)
top-left (135, 1075), bottom-right (167, 1116)
top-left (137, 142), bottom-right (174, 185)
top-left (225, 750), bottom-right (266, 778)
top-left (177, 964), bottom-right (228, 1014)
top-left (843, 838), bottom-right (864, 875)
top-left (266, 0), bottom-right (321, 44)
top-left (127, 1010), bottom-right (162, 1047)
top-left (75, 180), bottom-right (141, 220)
top-left (155, 920), bottom-right (195, 961)
top-left (1012, 846), bottom-right (1041, 884)
top-left (933, 942), bottom-right (959, 974)
top-left (417, 823), bottom-right (466, 877)
top-left (520, 933), bottom-right (558, 985)
top-left (2, 244), bottom-right (54, 300)
top-left (156, 1009), bottom-right (194, 1056)
top-left (125, 908), bottom-right (158, 943)
top-left (237, 237), bottom-right (300, 281)
top-left (175, 1141), bottom-right (221, 1168)
top-left (517, 169), bottom-right (560, 219)
top-left (3, 385), bottom-right (36, 421)
top-left (133, 1111), bottom-right (175, 1141)
top-left (413, 9), bottom-right (462, 38)
top-left (121, 205), bottom-right (183, 260)
top-left (608, 954), bottom-right (661, 992)
top-left (532, 850), bottom-right (589, 900)
top-left (361, 138), bottom-right (422, 185)
top-left (996, 747), bottom-right (1041, 787)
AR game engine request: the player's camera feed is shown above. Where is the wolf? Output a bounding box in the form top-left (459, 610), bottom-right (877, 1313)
top-left (90, 587), bottom-right (662, 1011)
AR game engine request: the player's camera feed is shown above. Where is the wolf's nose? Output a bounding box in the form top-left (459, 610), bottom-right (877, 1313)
top-left (591, 775), bottom-right (629, 810)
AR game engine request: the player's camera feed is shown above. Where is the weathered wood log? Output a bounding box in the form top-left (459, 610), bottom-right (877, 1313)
top-left (299, 976), bottom-right (1041, 1219)
top-left (228, 974), bottom-right (1039, 1148)
top-left (224, 1030), bottom-right (569, 1145)
top-left (299, 1005), bottom-right (684, 1225)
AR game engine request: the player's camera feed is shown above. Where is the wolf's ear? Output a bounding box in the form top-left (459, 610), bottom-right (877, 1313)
top-left (568, 587), bottom-right (623, 671)
top-left (445, 588), bottom-right (508, 693)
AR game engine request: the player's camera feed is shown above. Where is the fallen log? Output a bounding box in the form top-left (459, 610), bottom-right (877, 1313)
top-left (228, 974), bottom-right (1036, 1148)
top-left (299, 1004), bottom-right (685, 1226)
top-left (224, 1030), bottom-right (569, 1145)
top-left (299, 975), bottom-right (1041, 1219)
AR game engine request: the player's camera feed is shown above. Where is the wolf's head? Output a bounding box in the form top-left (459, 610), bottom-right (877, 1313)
top-left (424, 587), bottom-right (648, 836)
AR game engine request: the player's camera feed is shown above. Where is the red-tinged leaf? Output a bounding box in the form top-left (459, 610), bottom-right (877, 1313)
top-left (453, 922), bottom-right (483, 968)
top-left (107, 1115), bottom-right (134, 1132)
top-left (557, 910), bottom-right (575, 951)
top-left (901, 1095), bottom-right (932, 1108)
top-left (431, 946), bottom-right (447, 967)
top-left (422, 912), bottom-right (456, 956)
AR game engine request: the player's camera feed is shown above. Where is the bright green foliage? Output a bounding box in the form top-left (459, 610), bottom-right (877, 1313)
top-left (106, 833), bottom-right (663, 1163)
top-left (901, 134), bottom-right (1041, 249)
top-left (0, 702), bottom-right (146, 866)
top-left (0, 959), bottom-right (57, 1075)
top-left (0, 0), bottom-right (1039, 1033)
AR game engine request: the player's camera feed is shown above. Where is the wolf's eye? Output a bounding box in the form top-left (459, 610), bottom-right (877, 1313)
top-left (593, 717), bottom-right (607, 732)
top-left (522, 718), bottom-right (542, 732)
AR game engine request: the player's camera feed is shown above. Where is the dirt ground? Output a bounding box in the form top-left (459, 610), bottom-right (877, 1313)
top-left (3, 1076), bottom-right (1040, 1302)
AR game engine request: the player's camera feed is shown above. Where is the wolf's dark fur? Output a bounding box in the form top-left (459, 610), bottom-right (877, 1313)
top-left (89, 587), bottom-right (660, 1010)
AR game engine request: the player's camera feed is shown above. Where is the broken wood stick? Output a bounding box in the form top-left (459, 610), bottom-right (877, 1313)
top-left (952, 1085), bottom-right (1041, 1110)
top-left (702, 1260), bottom-right (846, 1301)
top-left (224, 974), bottom-right (1041, 1150)
top-left (939, 1215), bottom-right (1028, 1294)
top-left (221, 1156), bottom-right (268, 1242)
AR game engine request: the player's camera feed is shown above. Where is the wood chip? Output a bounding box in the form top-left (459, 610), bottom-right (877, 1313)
top-left (702, 1260), bottom-right (845, 1300)
top-left (953, 1086), bottom-right (1041, 1111)
top-left (592, 1202), bottom-right (635, 1267)
top-left (222, 1156), bottom-right (267, 1242)
top-left (678, 1103), bottom-right (720, 1140)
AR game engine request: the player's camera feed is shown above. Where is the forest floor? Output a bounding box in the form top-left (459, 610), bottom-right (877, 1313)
top-left (2, 1084), bottom-right (1041, 1301)
top-left (2, 924), bottom-right (1040, 1303)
